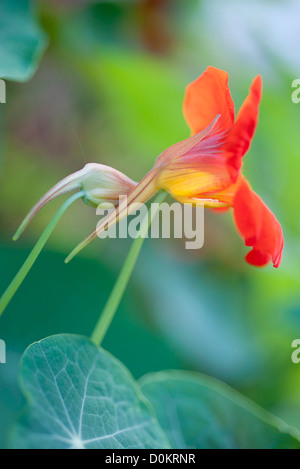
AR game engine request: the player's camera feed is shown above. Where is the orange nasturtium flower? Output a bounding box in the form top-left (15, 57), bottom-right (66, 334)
top-left (66, 66), bottom-right (283, 267)
top-left (17, 67), bottom-right (283, 268)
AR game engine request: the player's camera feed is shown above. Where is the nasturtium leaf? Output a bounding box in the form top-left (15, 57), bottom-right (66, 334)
top-left (0, 246), bottom-right (184, 448)
top-left (10, 334), bottom-right (170, 449)
top-left (0, 0), bottom-right (48, 82)
top-left (140, 371), bottom-right (300, 449)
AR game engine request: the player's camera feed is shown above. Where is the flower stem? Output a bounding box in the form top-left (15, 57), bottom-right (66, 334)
top-left (91, 190), bottom-right (167, 347)
top-left (0, 191), bottom-right (85, 318)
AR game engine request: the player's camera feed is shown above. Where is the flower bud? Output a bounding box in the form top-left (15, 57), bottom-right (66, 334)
top-left (77, 164), bottom-right (137, 207)
top-left (13, 163), bottom-right (136, 240)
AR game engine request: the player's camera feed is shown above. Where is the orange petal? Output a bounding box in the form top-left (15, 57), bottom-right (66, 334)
top-left (210, 206), bottom-right (230, 213)
top-left (192, 173), bottom-right (243, 206)
top-left (233, 178), bottom-right (283, 268)
top-left (225, 75), bottom-right (262, 181)
top-left (183, 66), bottom-right (235, 136)
top-left (156, 116), bottom-right (232, 198)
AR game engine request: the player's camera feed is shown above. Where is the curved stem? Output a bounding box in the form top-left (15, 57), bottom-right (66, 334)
top-left (91, 190), bottom-right (167, 346)
top-left (0, 190), bottom-right (85, 318)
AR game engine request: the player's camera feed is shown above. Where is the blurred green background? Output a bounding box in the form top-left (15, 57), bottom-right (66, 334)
top-left (1, 0), bottom-right (300, 448)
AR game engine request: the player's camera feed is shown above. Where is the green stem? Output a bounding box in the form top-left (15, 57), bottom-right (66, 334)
top-left (91, 190), bottom-right (167, 346)
top-left (0, 190), bottom-right (85, 318)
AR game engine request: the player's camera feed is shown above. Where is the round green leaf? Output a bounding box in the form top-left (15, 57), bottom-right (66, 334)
top-left (0, 0), bottom-right (48, 82)
top-left (140, 371), bottom-right (300, 449)
top-left (10, 334), bottom-right (170, 449)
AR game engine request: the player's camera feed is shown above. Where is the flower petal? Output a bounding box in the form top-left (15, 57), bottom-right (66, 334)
top-left (233, 178), bottom-right (283, 268)
top-left (183, 66), bottom-right (235, 136)
top-left (156, 116), bottom-right (232, 198)
top-left (225, 75), bottom-right (262, 181)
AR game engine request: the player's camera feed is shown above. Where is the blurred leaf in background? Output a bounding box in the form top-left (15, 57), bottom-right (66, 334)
top-left (0, 0), bottom-right (48, 82)
top-left (140, 371), bottom-right (300, 449)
